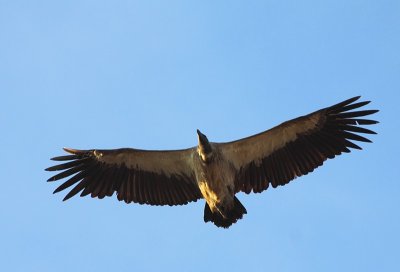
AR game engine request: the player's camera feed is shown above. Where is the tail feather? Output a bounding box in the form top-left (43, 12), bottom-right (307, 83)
top-left (204, 197), bottom-right (247, 228)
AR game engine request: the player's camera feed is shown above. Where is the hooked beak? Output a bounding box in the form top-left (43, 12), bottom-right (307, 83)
top-left (197, 129), bottom-right (208, 144)
top-left (197, 129), bottom-right (213, 163)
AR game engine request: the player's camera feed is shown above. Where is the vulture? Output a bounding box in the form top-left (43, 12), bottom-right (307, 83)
top-left (47, 96), bottom-right (378, 228)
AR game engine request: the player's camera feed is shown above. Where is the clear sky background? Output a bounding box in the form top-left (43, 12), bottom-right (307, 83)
top-left (1, 1), bottom-right (399, 271)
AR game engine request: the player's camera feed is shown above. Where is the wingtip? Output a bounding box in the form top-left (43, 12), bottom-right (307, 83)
top-left (348, 95), bottom-right (362, 103)
top-left (330, 96), bottom-right (362, 111)
top-left (63, 147), bottom-right (83, 154)
top-left (349, 95), bottom-right (362, 103)
top-left (47, 176), bottom-right (56, 182)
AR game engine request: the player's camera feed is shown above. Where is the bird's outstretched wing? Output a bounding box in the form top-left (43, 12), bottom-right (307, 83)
top-left (46, 148), bottom-right (202, 205)
top-left (219, 96), bottom-right (379, 194)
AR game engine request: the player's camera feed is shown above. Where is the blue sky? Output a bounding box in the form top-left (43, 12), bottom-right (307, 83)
top-left (1, 1), bottom-right (399, 271)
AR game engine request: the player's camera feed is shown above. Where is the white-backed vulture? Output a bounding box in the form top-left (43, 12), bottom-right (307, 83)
top-left (47, 96), bottom-right (378, 228)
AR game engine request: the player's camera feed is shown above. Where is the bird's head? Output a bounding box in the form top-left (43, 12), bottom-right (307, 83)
top-left (197, 129), bottom-right (213, 163)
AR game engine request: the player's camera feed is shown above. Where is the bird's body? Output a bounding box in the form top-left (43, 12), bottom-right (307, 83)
top-left (194, 142), bottom-right (245, 226)
top-left (196, 147), bottom-right (235, 215)
top-left (47, 96), bottom-right (378, 228)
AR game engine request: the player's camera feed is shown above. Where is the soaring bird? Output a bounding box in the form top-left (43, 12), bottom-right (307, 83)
top-left (46, 96), bottom-right (378, 228)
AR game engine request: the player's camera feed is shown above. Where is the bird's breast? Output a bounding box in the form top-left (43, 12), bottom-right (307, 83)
top-left (194, 156), bottom-right (236, 212)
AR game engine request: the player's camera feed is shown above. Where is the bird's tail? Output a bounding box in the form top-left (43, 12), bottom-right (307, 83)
top-left (204, 196), bottom-right (247, 228)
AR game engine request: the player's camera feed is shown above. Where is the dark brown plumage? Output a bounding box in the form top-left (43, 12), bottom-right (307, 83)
top-left (47, 96), bottom-right (378, 228)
